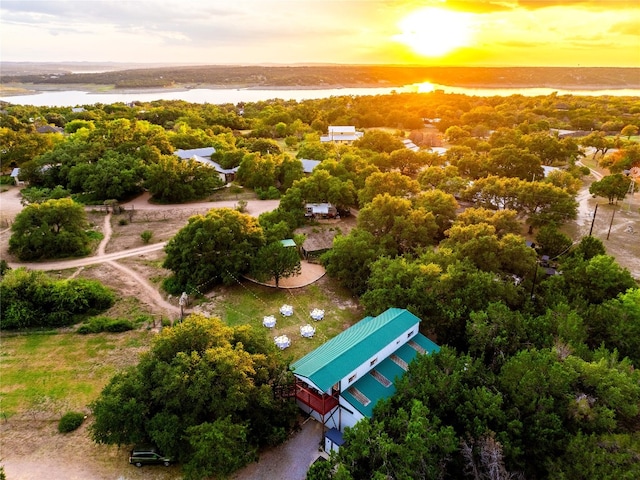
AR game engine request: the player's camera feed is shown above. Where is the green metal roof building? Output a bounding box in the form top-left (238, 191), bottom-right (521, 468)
top-left (291, 308), bottom-right (439, 438)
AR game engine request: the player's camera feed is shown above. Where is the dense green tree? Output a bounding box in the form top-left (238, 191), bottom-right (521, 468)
top-left (321, 229), bottom-right (386, 295)
top-left (465, 176), bottom-right (577, 228)
top-left (293, 169), bottom-right (356, 210)
top-left (276, 156), bottom-right (304, 190)
top-left (69, 151), bottom-right (145, 201)
top-left (589, 173), bottom-right (632, 204)
top-left (453, 207), bottom-right (521, 238)
top-left (444, 125), bottom-right (471, 144)
top-left (499, 347), bottom-right (640, 476)
top-left (296, 138), bottom-right (331, 161)
top-left (547, 432), bottom-right (640, 480)
top-left (163, 208), bottom-right (265, 292)
top-left (518, 180), bottom-right (578, 228)
top-left (184, 418), bottom-right (255, 480)
top-left (357, 171), bottom-right (420, 206)
top-left (236, 152), bottom-right (279, 190)
top-left (241, 137), bottom-right (282, 155)
top-left (535, 224), bottom-right (573, 257)
top-left (544, 254), bottom-right (637, 306)
top-left (570, 235), bottom-right (606, 260)
top-left (620, 124), bottom-right (639, 139)
top-left (467, 302), bottom-right (530, 369)
top-left (357, 193), bottom-right (438, 254)
top-left (64, 119), bottom-right (94, 134)
top-left (145, 155), bottom-right (223, 203)
top-left (167, 123), bottom-right (216, 150)
top-left (19, 185), bottom-right (71, 205)
top-left (544, 169), bottom-right (583, 194)
top-left (335, 400), bottom-right (458, 480)
top-left (416, 164), bottom-right (467, 195)
top-left (9, 198), bottom-right (92, 260)
top-left (522, 131), bottom-right (578, 166)
top-left (375, 149), bottom-right (429, 176)
top-left (413, 189), bottom-right (459, 236)
top-left (353, 129), bottom-right (404, 153)
top-left (90, 314), bottom-right (297, 479)
top-left (251, 241), bottom-right (301, 287)
top-left (581, 131), bottom-right (614, 158)
top-left (443, 223), bottom-right (520, 273)
top-left (0, 127), bottom-right (62, 170)
top-left (582, 289), bottom-right (640, 363)
top-left (485, 145), bottom-right (544, 180)
top-left (86, 118), bottom-right (173, 159)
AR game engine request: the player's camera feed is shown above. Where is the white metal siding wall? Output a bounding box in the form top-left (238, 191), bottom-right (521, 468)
top-left (338, 322), bottom-right (419, 392)
top-left (339, 397), bottom-right (364, 431)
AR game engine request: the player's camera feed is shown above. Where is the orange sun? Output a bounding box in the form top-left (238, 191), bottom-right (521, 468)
top-left (395, 7), bottom-right (474, 57)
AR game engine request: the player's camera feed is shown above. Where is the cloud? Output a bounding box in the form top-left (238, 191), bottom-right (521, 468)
top-left (515, 0), bottom-right (639, 10)
top-left (1, 0), bottom-right (637, 65)
top-left (612, 19), bottom-right (640, 36)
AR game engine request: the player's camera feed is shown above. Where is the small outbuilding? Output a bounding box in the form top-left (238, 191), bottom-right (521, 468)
top-left (305, 203), bottom-right (337, 219)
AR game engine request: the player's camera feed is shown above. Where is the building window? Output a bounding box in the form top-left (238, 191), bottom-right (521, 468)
top-left (369, 357), bottom-right (378, 367)
top-left (407, 330), bottom-right (414, 338)
top-left (348, 374), bottom-right (357, 383)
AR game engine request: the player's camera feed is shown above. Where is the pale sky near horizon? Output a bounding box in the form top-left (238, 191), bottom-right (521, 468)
top-left (1, 0), bottom-right (639, 68)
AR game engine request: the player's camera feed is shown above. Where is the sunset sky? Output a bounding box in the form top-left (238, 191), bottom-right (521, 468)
top-left (1, 0), bottom-right (639, 67)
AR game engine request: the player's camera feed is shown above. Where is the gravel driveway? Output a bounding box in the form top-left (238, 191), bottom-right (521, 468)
top-left (232, 417), bottom-right (325, 480)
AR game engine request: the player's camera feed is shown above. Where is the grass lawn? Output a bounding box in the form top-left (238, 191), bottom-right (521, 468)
top-left (0, 330), bottom-right (153, 419)
top-left (207, 279), bottom-right (362, 360)
top-left (0, 277), bottom-right (363, 419)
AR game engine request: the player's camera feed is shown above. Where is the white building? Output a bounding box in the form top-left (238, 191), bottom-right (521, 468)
top-left (320, 126), bottom-right (363, 144)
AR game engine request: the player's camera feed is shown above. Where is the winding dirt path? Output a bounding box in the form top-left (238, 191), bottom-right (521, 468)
top-left (106, 259), bottom-right (180, 317)
top-left (3, 197), bottom-right (282, 317)
top-left (0, 189), bottom-right (279, 319)
top-left (96, 211), bottom-right (112, 256)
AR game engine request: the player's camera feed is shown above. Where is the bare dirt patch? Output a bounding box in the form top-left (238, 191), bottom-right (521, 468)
top-left (563, 177), bottom-right (640, 281)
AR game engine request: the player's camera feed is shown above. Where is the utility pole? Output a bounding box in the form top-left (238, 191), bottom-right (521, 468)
top-left (606, 205), bottom-right (617, 240)
top-left (589, 204), bottom-right (598, 236)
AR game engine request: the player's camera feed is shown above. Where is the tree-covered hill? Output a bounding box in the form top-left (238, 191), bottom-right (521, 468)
top-left (2, 65), bottom-right (639, 89)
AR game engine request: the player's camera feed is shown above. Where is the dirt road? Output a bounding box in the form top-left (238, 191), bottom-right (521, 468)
top-left (1, 192), bottom-right (281, 315)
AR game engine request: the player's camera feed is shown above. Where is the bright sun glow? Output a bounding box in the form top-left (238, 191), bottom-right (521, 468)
top-left (395, 7), bottom-right (474, 57)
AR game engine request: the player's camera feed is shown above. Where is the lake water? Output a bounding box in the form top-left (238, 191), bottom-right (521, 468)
top-left (1, 82), bottom-right (639, 107)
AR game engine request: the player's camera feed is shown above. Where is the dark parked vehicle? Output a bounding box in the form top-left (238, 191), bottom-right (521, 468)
top-left (129, 446), bottom-right (172, 467)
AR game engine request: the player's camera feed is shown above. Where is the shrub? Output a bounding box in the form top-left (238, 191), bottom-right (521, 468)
top-left (58, 411), bottom-right (85, 433)
top-left (255, 186), bottom-right (280, 200)
top-left (118, 218), bottom-right (128, 226)
top-left (140, 230), bottom-right (153, 244)
top-left (1, 269), bottom-right (114, 330)
top-left (162, 275), bottom-right (185, 295)
top-left (77, 317), bottom-right (133, 334)
top-left (104, 319), bottom-right (134, 332)
top-left (0, 259), bottom-right (10, 277)
top-left (235, 200), bottom-right (248, 213)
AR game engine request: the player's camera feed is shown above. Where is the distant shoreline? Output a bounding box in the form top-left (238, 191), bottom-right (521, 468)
top-left (2, 81), bottom-right (639, 98)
